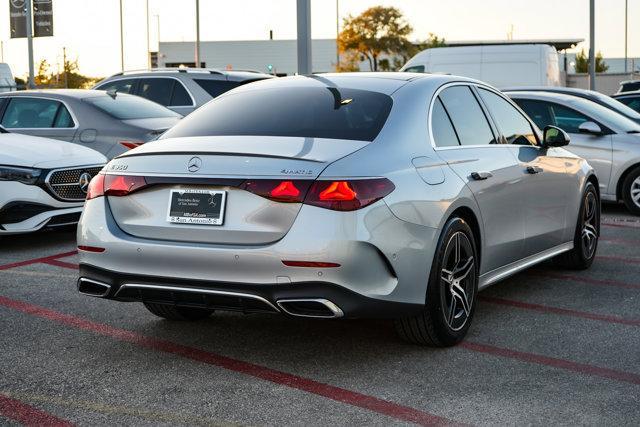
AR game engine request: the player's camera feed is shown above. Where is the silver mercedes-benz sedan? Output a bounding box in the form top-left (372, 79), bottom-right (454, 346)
top-left (77, 73), bottom-right (599, 347)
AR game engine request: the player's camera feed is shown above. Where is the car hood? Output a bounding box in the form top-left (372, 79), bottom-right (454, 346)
top-left (0, 132), bottom-right (106, 168)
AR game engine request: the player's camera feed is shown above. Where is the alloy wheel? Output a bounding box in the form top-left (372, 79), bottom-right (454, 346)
top-left (581, 190), bottom-right (599, 259)
top-left (631, 176), bottom-right (640, 209)
top-left (440, 232), bottom-right (475, 331)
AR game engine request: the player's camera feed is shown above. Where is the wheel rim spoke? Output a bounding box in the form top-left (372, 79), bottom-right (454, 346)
top-left (632, 178), bottom-right (640, 207)
top-left (441, 231), bottom-right (475, 331)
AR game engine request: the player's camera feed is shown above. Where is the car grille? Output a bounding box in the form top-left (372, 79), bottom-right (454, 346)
top-left (47, 166), bottom-right (104, 201)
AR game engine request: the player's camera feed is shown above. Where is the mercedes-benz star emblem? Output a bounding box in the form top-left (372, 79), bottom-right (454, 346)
top-left (78, 172), bottom-right (92, 194)
top-left (188, 156), bottom-right (202, 173)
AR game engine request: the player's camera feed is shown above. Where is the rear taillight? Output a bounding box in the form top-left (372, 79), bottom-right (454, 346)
top-left (242, 178), bottom-right (394, 211)
top-left (85, 174), bottom-right (105, 200)
top-left (119, 140), bottom-right (144, 150)
top-left (241, 180), bottom-right (313, 203)
top-left (85, 174), bottom-right (148, 200)
top-left (305, 179), bottom-right (395, 211)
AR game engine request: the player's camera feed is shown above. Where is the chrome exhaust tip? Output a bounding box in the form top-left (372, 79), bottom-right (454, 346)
top-left (276, 299), bottom-right (344, 318)
top-left (77, 278), bottom-right (111, 298)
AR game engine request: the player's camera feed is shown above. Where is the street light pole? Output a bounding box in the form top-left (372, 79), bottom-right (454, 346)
top-left (589, 0), bottom-right (595, 90)
top-left (336, 0), bottom-right (340, 70)
top-left (195, 0), bottom-right (201, 68)
top-left (296, 0), bottom-right (312, 74)
top-left (624, 0), bottom-right (628, 74)
top-left (119, 0), bottom-right (124, 72)
top-left (25, 0), bottom-right (35, 88)
top-left (146, 0), bottom-right (150, 69)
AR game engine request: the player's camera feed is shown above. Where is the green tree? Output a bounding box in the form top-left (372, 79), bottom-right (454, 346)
top-left (574, 48), bottom-right (609, 73)
top-left (338, 6), bottom-right (413, 72)
top-left (29, 54), bottom-right (99, 88)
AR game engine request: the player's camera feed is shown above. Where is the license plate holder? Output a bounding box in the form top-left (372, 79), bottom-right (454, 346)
top-left (166, 189), bottom-right (226, 226)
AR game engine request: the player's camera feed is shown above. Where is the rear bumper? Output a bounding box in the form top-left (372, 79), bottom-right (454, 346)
top-left (78, 264), bottom-right (423, 319)
top-left (78, 196), bottom-right (439, 309)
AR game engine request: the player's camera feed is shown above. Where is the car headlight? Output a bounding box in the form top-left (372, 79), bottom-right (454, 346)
top-left (0, 165), bottom-right (42, 185)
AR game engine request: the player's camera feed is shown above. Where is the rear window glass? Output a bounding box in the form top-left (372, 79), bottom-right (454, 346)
top-left (84, 94), bottom-right (180, 120)
top-left (161, 87), bottom-right (393, 141)
top-left (193, 79), bottom-right (241, 98)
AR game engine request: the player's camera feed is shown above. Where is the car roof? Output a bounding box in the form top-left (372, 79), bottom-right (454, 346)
top-left (228, 72), bottom-right (484, 96)
top-left (105, 68), bottom-right (273, 80)
top-left (3, 89), bottom-right (111, 99)
top-left (506, 90), bottom-right (593, 102)
top-left (612, 90), bottom-right (640, 98)
top-left (502, 86), bottom-right (602, 98)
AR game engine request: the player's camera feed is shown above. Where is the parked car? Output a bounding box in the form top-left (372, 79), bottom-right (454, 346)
top-left (401, 44), bottom-right (561, 87)
top-left (509, 91), bottom-right (640, 214)
top-left (612, 90), bottom-right (640, 113)
top-left (616, 80), bottom-right (640, 94)
top-left (503, 86), bottom-right (640, 125)
top-left (93, 68), bottom-right (274, 115)
top-left (0, 63), bottom-right (17, 92)
top-left (0, 90), bottom-right (181, 159)
top-left (0, 127), bottom-right (105, 234)
top-left (77, 73), bottom-right (598, 347)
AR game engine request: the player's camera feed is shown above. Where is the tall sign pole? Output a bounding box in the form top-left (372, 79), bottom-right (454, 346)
top-left (296, 0), bottom-right (312, 74)
top-left (589, 0), bottom-right (596, 90)
top-left (624, 0), bottom-right (628, 74)
top-left (146, 0), bottom-right (150, 69)
top-left (195, 0), bottom-right (200, 67)
top-left (25, 0), bottom-right (35, 88)
top-left (119, 0), bottom-right (124, 72)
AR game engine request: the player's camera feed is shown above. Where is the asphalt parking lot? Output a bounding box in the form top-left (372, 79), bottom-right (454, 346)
top-left (0, 204), bottom-right (638, 426)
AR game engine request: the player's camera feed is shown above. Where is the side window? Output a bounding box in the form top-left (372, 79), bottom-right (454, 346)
top-left (404, 65), bottom-right (425, 73)
top-left (1, 98), bottom-right (67, 128)
top-left (170, 81), bottom-right (192, 106)
top-left (478, 88), bottom-right (538, 146)
top-left (193, 79), bottom-right (241, 98)
top-left (431, 98), bottom-right (459, 147)
top-left (97, 79), bottom-right (136, 94)
top-left (549, 103), bottom-right (592, 133)
top-left (438, 86), bottom-right (496, 146)
top-left (136, 78), bottom-right (174, 106)
top-left (512, 99), bottom-right (555, 130)
top-left (53, 104), bottom-right (75, 128)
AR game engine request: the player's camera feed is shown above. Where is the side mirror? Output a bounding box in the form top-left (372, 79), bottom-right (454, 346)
top-left (543, 125), bottom-right (570, 148)
top-left (578, 121), bottom-right (602, 135)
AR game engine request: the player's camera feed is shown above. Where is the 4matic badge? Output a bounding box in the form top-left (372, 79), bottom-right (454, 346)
top-left (281, 169), bottom-right (314, 175)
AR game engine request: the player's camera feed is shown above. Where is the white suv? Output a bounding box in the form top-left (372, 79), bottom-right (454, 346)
top-left (0, 128), bottom-right (106, 234)
top-left (94, 68), bottom-right (274, 115)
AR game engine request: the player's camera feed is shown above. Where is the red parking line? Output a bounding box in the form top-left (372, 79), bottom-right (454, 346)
top-left (43, 259), bottom-right (80, 270)
top-left (459, 341), bottom-right (640, 385)
top-left (529, 272), bottom-right (640, 290)
top-left (601, 221), bottom-right (640, 229)
top-left (0, 251), bottom-right (78, 271)
top-left (597, 254), bottom-right (640, 265)
top-left (0, 393), bottom-right (73, 427)
top-left (479, 296), bottom-right (640, 327)
top-left (0, 296), bottom-right (454, 426)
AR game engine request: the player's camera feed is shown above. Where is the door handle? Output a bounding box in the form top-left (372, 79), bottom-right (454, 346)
top-left (526, 166), bottom-right (543, 174)
top-left (470, 171), bottom-right (493, 181)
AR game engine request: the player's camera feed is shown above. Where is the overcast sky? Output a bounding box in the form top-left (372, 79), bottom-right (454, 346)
top-left (1, 0), bottom-right (637, 77)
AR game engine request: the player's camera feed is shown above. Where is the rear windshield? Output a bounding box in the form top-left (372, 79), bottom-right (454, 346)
top-left (161, 86), bottom-right (393, 142)
top-left (193, 79), bottom-right (241, 98)
top-left (84, 94), bottom-right (180, 120)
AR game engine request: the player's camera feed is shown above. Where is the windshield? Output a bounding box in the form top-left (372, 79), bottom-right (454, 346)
top-left (84, 94), bottom-right (180, 120)
top-left (161, 86), bottom-right (393, 142)
top-left (568, 97), bottom-right (640, 133)
top-left (591, 92), bottom-right (640, 120)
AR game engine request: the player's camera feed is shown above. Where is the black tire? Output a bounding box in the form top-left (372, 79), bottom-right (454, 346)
top-left (395, 217), bottom-right (478, 347)
top-left (621, 166), bottom-right (640, 215)
top-left (556, 182), bottom-right (600, 270)
top-left (143, 302), bottom-right (214, 321)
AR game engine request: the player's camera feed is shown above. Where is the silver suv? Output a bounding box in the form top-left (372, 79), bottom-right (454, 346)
top-left (93, 68), bottom-right (274, 115)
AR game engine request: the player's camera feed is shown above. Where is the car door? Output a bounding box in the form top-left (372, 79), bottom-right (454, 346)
top-left (514, 98), bottom-right (612, 194)
top-left (0, 97), bottom-right (77, 141)
top-left (478, 88), bottom-right (574, 256)
top-left (432, 84), bottom-right (526, 272)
